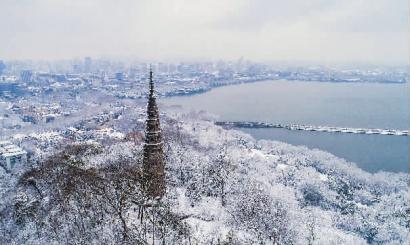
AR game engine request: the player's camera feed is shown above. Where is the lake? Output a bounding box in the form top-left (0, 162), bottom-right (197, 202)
top-left (161, 80), bottom-right (410, 173)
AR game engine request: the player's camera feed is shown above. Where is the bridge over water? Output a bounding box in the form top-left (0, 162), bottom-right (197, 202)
top-left (215, 121), bottom-right (409, 137)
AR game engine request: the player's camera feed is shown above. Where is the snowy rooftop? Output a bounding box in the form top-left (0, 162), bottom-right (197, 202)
top-left (0, 141), bottom-right (27, 158)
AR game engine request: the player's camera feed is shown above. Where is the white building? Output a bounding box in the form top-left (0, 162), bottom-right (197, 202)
top-left (0, 140), bottom-right (27, 171)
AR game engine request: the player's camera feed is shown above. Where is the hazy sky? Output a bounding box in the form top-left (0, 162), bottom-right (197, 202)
top-left (0, 0), bottom-right (409, 64)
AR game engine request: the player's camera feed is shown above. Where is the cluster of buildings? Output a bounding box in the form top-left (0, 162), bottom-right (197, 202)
top-left (6, 102), bottom-right (71, 125)
top-left (0, 58), bottom-right (408, 172)
top-left (277, 66), bottom-right (409, 83)
top-left (0, 59), bottom-right (407, 101)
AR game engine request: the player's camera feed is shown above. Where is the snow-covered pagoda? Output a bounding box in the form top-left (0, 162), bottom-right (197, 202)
top-left (142, 69), bottom-right (165, 198)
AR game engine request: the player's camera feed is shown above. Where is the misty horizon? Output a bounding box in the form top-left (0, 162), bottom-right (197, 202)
top-left (1, 0), bottom-right (409, 65)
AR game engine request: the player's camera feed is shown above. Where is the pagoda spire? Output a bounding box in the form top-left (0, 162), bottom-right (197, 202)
top-left (149, 68), bottom-right (154, 96)
top-left (142, 68), bottom-right (165, 198)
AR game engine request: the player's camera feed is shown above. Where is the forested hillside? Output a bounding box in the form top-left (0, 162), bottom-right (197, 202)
top-left (1, 114), bottom-right (409, 244)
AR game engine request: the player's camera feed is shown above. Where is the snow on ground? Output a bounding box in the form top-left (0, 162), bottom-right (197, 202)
top-left (165, 117), bottom-right (410, 244)
top-left (1, 114), bottom-right (409, 244)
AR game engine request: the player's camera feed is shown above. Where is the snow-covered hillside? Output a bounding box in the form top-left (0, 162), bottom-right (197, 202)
top-left (164, 117), bottom-right (409, 244)
top-left (1, 114), bottom-right (409, 244)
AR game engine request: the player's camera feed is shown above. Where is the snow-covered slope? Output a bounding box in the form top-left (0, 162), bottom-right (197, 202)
top-left (163, 118), bottom-right (409, 244)
top-left (1, 115), bottom-right (409, 244)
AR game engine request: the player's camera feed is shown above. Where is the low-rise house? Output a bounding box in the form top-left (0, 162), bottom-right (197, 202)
top-left (0, 140), bottom-right (27, 170)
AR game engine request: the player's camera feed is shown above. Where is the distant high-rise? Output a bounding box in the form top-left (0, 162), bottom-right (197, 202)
top-left (142, 69), bottom-right (165, 198)
top-left (0, 60), bottom-right (6, 76)
top-left (20, 70), bottom-right (33, 82)
top-left (84, 57), bottom-right (92, 73)
top-left (115, 72), bottom-right (125, 81)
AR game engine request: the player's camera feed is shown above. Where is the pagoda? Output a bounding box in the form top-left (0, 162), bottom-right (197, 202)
top-left (142, 69), bottom-right (165, 198)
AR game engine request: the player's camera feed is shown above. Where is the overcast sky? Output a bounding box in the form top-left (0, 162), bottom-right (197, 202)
top-left (0, 0), bottom-right (408, 64)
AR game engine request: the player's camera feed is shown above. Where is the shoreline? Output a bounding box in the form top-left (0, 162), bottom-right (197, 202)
top-left (162, 78), bottom-right (407, 98)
